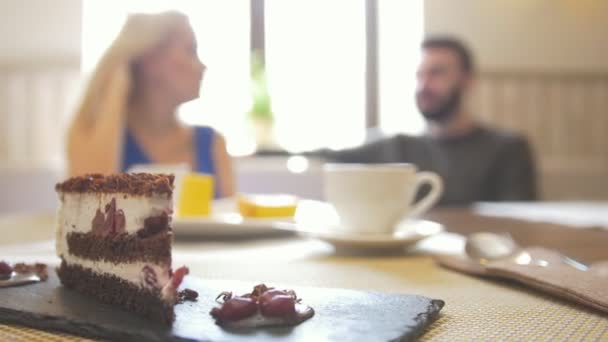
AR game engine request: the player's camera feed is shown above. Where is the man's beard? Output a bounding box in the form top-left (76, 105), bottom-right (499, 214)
top-left (418, 88), bottom-right (461, 123)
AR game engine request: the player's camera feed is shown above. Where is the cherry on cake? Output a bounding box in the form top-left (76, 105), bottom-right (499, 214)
top-left (55, 173), bottom-right (188, 324)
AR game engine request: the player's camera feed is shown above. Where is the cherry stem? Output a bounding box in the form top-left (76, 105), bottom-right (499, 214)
top-left (215, 291), bottom-right (233, 303)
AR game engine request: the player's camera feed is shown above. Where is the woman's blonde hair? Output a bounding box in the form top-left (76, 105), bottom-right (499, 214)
top-left (67, 11), bottom-right (189, 176)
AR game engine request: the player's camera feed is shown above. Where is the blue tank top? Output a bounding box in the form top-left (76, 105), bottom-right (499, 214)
top-left (121, 126), bottom-right (220, 197)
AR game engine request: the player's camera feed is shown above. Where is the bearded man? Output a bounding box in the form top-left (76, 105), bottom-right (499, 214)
top-left (323, 37), bottom-right (537, 205)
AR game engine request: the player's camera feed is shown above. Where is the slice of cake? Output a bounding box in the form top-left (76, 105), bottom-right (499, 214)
top-left (55, 173), bottom-right (188, 324)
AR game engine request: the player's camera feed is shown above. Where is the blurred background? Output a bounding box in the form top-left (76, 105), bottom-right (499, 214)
top-left (0, 0), bottom-right (607, 213)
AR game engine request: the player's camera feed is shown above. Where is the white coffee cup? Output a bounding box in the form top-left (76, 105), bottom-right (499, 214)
top-left (324, 163), bottom-right (443, 234)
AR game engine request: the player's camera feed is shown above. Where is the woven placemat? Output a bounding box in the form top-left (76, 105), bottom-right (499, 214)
top-left (419, 288), bottom-right (608, 341)
top-left (0, 324), bottom-right (92, 342)
top-left (2, 257), bottom-right (607, 341)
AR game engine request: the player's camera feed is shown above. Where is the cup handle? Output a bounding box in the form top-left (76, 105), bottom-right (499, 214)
top-left (407, 172), bottom-right (444, 218)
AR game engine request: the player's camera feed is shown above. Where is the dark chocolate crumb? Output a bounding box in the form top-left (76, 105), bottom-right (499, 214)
top-left (55, 173), bottom-right (174, 197)
top-left (12, 262), bottom-right (48, 281)
top-left (178, 288), bottom-right (199, 303)
top-left (0, 261), bottom-right (12, 279)
top-left (137, 213), bottom-right (170, 239)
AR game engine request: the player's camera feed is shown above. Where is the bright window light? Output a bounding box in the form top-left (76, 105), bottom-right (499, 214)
top-left (378, 0), bottom-right (425, 135)
top-left (265, 0), bottom-right (367, 153)
top-left (286, 155), bottom-right (309, 174)
top-left (81, 1), bottom-right (424, 155)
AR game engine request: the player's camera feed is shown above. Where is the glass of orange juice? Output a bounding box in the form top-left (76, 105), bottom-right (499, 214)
top-left (177, 173), bottom-right (214, 217)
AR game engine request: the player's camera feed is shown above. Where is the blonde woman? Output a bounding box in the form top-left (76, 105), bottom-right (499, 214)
top-left (67, 11), bottom-right (234, 198)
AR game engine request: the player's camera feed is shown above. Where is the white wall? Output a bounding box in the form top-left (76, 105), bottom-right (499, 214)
top-left (0, 0), bottom-right (83, 166)
top-left (0, 0), bottom-right (81, 63)
top-left (424, 0), bottom-right (608, 71)
top-left (425, 0), bottom-right (608, 200)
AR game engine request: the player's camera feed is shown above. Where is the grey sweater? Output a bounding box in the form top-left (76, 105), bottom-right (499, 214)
top-left (321, 126), bottom-right (537, 206)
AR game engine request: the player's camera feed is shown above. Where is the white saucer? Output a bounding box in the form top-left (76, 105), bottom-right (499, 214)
top-left (284, 219), bottom-right (444, 249)
top-left (279, 200), bottom-right (444, 249)
top-left (172, 198), bottom-right (296, 238)
top-left (172, 214), bottom-right (296, 238)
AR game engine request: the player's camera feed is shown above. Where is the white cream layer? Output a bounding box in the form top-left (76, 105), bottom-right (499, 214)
top-left (58, 192), bottom-right (171, 234)
top-left (56, 192), bottom-right (172, 255)
top-left (61, 253), bottom-right (171, 291)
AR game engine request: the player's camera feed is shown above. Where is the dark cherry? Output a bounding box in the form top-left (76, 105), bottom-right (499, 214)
top-left (259, 294), bottom-right (297, 317)
top-left (211, 284), bottom-right (303, 324)
top-left (179, 288), bottom-right (199, 302)
top-left (92, 198), bottom-right (127, 236)
top-left (137, 213), bottom-right (169, 238)
top-left (114, 209), bottom-right (126, 233)
top-left (141, 265), bottom-right (158, 289)
top-left (91, 209), bottom-right (105, 234)
top-left (0, 261), bottom-right (12, 279)
top-left (258, 289), bottom-right (291, 303)
top-left (211, 296), bottom-right (259, 322)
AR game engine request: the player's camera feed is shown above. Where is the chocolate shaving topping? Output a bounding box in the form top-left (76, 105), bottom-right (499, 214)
top-left (178, 288), bottom-right (199, 303)
top-left (12, 263), bottom-right (48, 281)
top-left (55, 173), bottom-right (174, 197)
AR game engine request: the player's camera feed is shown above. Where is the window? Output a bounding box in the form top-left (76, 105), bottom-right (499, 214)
top-left (265, 0), bottom-right (366, 152)
top-left (81, 0), bottom-right (424, 155)
top-left (378, 0), bottom-right (425, 135)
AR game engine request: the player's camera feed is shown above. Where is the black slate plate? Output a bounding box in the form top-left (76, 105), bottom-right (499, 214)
top-left (0, 273), bottom-right (444, 342)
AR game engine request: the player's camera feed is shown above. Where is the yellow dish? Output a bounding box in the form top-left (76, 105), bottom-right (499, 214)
top-left (177, 173), bottom-right (214, 217)
top-left (237, 194), bottom-right (298, 218)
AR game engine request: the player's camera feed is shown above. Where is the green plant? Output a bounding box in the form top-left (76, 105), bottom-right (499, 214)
top-left (248, 50), bottom-right (273, 123)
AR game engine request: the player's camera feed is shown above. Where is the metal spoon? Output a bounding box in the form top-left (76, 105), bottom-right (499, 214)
top-left (0, 272), bottom-right (41, 288)
top-left (465, 232), bottom-right (589, 271)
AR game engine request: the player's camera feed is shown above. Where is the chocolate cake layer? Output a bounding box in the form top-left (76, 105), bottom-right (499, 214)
top-left (66, 229), bottom-right (172, 264)
top-left (56, 173), bottom-right (174, 196)
top-left (57, 260), bottom-right (175, 325)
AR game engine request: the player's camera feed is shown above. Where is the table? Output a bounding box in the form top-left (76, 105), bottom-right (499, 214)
top-left (427, 208), bottom-right (608, 263)
top-left (1, 207), bottom-right (607, 341)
